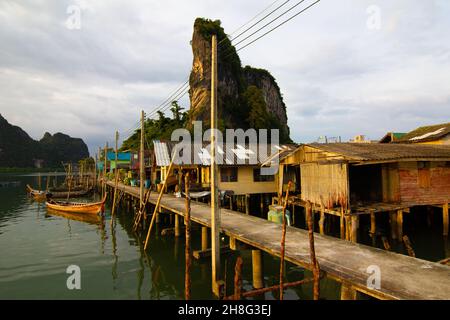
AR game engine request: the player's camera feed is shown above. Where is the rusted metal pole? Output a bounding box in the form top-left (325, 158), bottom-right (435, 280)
top-left (185, 173), bottom-right (191, 300)
top-left (279, 181), bottom-right (292, 300)
top-left (306, 200), bottom-right (320, 300)
top-left (233, 256), bottom-right (243, 300)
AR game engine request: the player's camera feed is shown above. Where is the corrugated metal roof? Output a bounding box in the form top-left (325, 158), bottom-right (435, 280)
top-left (153, 140), bottom-right (171, 166)
top-left (395, 122), bottom-right (450, 143)
top-left (306, 143), bottom-right (450, 162)
top-left (152, 140), bottom-right (296, 166)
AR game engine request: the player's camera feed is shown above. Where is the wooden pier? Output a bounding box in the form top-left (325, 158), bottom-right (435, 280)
top-left (105, 180), bottom-right (450, 300)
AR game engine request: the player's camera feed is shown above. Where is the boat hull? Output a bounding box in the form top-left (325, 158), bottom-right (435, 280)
top-left (46, 196), bottom-right (107, 215)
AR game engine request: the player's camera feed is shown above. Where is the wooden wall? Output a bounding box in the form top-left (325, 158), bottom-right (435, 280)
top-left (300, 162), bottom-right (349, 209)
top-left (220, 166), bottom-right (277, 195)
top-left (398, 161), bottom-right (450, 205)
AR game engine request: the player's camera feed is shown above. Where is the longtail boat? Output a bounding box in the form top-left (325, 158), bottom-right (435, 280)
top-left (26, 184), bottom-right (92, 199)
top-left (46, 195), bottom-right (107, 215)
top-left (26, 184), bottom-right (47, 201)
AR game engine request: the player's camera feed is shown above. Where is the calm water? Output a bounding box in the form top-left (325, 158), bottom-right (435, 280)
top-left (1, 174), bottom-right (447, 300)
top-left (0, 173), bottom-right (342, 300)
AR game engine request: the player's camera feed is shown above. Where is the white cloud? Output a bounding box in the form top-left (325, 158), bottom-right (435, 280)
top-left (0, 0), bottom-right (449, 153)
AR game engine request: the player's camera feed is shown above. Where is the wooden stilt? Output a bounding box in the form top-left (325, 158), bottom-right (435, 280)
top-left (252, 250), bottom-right (264, 289)
top-left (245, 194), bottom-right (250, 215)
top-left (397, 209), bottom-right (403, 240)
top-left (319, 207), bottom-right (325, 235)
top-left (370, 211), bottom-right (376, 236)
top-left (175, 214), bottom-right (180, 237)
top-left (443, 203), bottom-right (449, 236)
top-left (229, 237), bottom-right (237, 250)
top-left (340, 208), bottom-right (345, 240)
top-left (340, 282), bottom-right (357, 300)
top-left (201, 227), bottom-right (208, 251)
top-left (233, 256), bottom-right (243, 300)
top-left (351, 215), bottom-right (359, 243)
top-left (390, 211), bottom-right (398, 240)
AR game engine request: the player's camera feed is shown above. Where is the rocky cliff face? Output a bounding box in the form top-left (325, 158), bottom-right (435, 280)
top-left (188, 18), bottom-right (290, 142)
top-left (0, 114), bottom-right (89, 168)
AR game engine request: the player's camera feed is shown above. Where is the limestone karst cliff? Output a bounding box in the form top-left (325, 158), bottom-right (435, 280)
top-left (188, 18), bottom-right (291, 142)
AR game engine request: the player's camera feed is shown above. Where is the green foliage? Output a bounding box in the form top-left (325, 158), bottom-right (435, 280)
top-left (121, 100), bottom-right (188, 151)
top-left (244, 86), bottom-right (270, 129)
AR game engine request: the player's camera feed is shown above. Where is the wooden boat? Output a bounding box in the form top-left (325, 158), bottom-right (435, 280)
top-left (26, 184), bottom-right (92, 199)
top-left (26, 184), bottom-right (47, 201)
top-left (49, 188), bottom-right (92, 199)
top-left (46, 195), bottom-right (107, 215)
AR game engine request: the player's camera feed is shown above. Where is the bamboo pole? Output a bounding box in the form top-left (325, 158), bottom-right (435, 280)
top-left (111, 131), bottom-right (119, 221)
top-left (143, 149), bottom-right (177, 250)
top-left (306, 201), bottom-right (320, 300)
top-left (184, 173), bottom-right (191, 300)
top-left (279, 181), bottom-right (291, 300)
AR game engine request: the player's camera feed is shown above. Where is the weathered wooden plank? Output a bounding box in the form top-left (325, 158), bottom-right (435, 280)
top-left (106, 181), bottom-right (450, 300)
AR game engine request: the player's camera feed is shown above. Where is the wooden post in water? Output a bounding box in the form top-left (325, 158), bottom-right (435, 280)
top-left (279, 181), bottom-right (291, 300)
top-left (210, 34), bottom-right (223, 297)
top-left (111, 131), bottom-right (119, 221)
top-left (140, 110), bottom-right (145, 208)
top-left (184, 173), bottom-right (191, 300)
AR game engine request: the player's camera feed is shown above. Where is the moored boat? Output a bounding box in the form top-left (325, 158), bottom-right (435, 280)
top-left (46, 195), bottom-right (107, 215)
top-left (26, 184), bottom-right (47, 200)
top-left (26, 184), bottom-right (92, 199)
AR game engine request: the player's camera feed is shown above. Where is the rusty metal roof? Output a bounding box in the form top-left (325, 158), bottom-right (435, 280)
top-left (306, 143), bottom-right (450, 162)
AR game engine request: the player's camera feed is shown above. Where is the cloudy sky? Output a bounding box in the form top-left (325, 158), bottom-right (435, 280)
top-left (0, 0), bottom-right (449, 155)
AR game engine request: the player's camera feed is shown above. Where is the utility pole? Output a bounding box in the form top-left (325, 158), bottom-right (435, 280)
top-left (97, 147), bottom-right (101, 191)
top-left (140, 110), bottom-right (145, 207)
top-left (210, 34), bottom-right (223, 297)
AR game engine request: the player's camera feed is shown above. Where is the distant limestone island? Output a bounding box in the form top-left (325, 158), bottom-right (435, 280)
top-left (0, 114), bottom-right (89, 170)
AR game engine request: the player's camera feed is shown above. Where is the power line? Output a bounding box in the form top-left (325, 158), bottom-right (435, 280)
top-left (228, 0), bottom-right (291, 43)
top-left (232, 0), bottom-right (306, 48)
top-left (228, 0), bottom-right (285, 37)
top-left (236, 0), bottom-right (321, 52)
